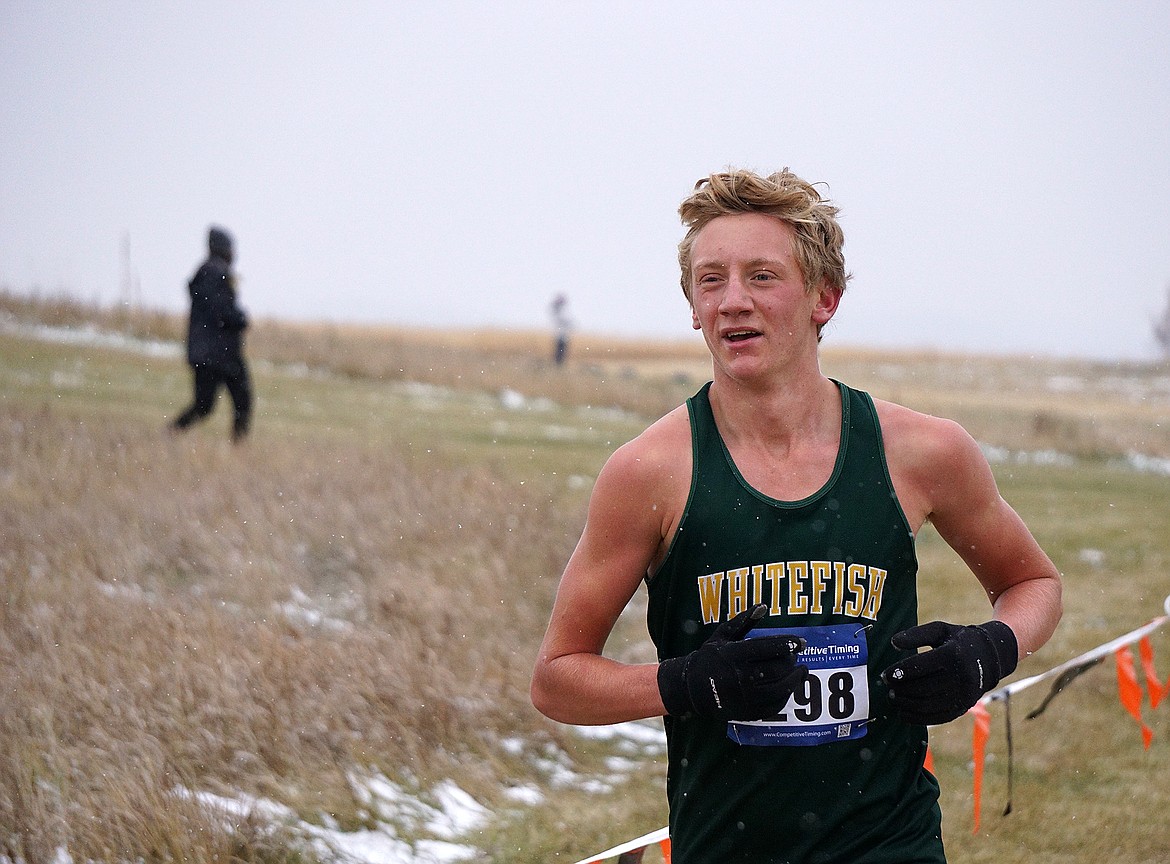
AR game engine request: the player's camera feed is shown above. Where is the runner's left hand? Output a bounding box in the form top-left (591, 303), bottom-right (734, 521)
top-left (881, 620), bottom-right (1017, 725)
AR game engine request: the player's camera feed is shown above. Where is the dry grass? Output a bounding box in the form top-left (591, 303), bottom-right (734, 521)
top-left (2, 288), bottom-right (1169, 863)
top-left (821, 347), bottom-right (1170, 460)
top-left (0, 405), bottom-right (575, 861)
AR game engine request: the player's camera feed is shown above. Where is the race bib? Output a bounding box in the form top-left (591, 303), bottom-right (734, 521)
top-left (728, 623), bottom-right (870, 747)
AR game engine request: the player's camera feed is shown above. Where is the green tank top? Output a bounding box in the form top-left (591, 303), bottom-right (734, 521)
top-left (646, 381), bottom-right (945, 864)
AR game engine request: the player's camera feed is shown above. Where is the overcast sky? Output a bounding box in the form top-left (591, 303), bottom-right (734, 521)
top-left (3, 2), bottom-right (1169, 360)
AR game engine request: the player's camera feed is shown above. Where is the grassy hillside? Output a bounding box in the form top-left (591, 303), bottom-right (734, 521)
top-left (2, 290), bottom-right (1168, 863)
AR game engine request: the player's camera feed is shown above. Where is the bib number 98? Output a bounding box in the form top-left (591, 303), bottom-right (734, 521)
top-left (778, 669), bottom-right (858, 723)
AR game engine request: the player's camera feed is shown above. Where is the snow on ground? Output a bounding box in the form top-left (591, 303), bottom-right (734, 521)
top-left (979, 444), bottom-right (1076, 467)
top-left (173, 724), bottom-right (664, 863)
top-left (169, 772), bottom-right (487, 864)
top-left (1124, 450), bottom-right (1170, 476)
top-left (0, 316), bottom-right (181, 358)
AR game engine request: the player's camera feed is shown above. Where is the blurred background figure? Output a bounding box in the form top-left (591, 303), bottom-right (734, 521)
top-left (169, 226), bottom-right (253, 442)
top-left (1155, 285), bottom-right (1170, 355)
top-left (550, 292), bottom-right (572, 366)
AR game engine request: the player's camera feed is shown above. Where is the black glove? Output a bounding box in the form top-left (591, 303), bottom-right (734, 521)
top-left (657, 604), bottom-right (808, 721)
top-left (881, 620), bottom-right (1018, 725)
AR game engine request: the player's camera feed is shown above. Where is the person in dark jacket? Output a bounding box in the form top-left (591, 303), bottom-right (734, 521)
top-left (169, 226), bottom-right (252, 441)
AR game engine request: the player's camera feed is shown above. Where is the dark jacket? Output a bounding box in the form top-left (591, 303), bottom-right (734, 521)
top-left (185, 251), bottom-right (248, 370)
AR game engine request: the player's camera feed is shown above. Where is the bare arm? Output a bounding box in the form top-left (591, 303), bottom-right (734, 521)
top-left (530, 416), bottom-right (687, 724)
top-left (913, 416), bottom-right (1063, 659)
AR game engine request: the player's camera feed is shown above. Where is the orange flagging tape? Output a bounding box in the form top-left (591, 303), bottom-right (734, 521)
top-left (1116, 645), bottom-right (1153, 749)
top-left (1138, 635), bottom-right (1168, 709)
top-left (970, 700), bottom-right (992, 833)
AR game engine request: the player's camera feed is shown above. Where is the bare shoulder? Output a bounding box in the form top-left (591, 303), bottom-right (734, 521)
top-left (871, 397), bottom-right (979, 463)
top-left (597, 404), bottom-right (692, 505)
top-left (870, 397), bottom-right (992, 529)
top-left (588, 403), bottom-right (693, 556)
top-left (612, 403), bottom-right (691, 466)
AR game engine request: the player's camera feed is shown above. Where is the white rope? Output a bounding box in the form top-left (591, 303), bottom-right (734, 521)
top-left (983, 593), bottom-right (1170, 704)
top-left (569, 826), bottom-right (670, 864)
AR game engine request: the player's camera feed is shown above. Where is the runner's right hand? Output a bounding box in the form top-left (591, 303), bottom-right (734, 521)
top-left (657, 604), bottom-right (808, 721)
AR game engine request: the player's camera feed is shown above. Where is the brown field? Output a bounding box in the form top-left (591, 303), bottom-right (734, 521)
top-left (1, 288), bottom-right (1169, 863)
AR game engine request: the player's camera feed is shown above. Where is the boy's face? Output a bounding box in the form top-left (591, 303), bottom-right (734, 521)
top-left (688, 212), bottom-right (838, 382)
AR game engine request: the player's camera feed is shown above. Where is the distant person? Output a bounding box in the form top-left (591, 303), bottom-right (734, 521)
top-left (531, 168), bottom-right (1063, 863)
top-left (169, 226), bottom-right (252, 442)
top-left (550, 293), bottom-right (572, 365)
top-left (1155, 285), bottom-right (1170, 354)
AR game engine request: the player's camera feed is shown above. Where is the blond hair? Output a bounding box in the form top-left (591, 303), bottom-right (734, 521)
top-left (677, 168), bottom-right (850, 302)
